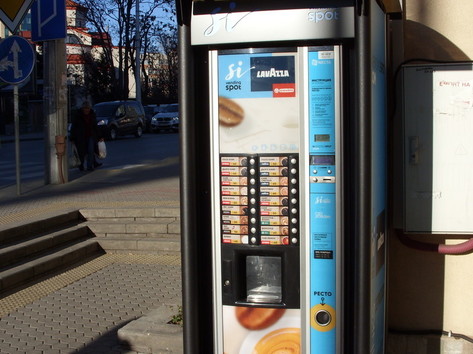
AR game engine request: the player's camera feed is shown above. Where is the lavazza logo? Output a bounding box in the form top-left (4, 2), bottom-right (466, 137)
top-left (307, 9), bottom-right (340, 23)
top-left (256, 68), bottom-right (290, 78)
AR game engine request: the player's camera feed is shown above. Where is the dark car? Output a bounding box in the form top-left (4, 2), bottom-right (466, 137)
top-left (150, 103), bottom-right (179, 133)
top-left (94, 100), bottom-right (145, 140)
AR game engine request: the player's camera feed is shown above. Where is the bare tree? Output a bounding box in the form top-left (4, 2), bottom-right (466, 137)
top-left (76, 0), bottom-right (173, 100)
top-left (153, 22), bottom-right (178, 102)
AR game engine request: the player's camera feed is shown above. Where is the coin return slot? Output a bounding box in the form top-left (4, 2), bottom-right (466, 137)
top-left (315, 310), bottom-right (332, 326)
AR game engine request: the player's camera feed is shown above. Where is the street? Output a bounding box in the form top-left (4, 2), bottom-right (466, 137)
top-left (0, 132), bottom-right (179, 189)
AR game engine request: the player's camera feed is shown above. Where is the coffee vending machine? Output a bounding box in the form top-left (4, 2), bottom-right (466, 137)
top-left (177, 0), bottom-right (394, 353)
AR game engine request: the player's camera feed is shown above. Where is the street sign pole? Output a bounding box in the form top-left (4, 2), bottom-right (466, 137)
top-left (0, 35), bottom-right (36, 195)
top-left (31, 0), bottom-right (68, 185)
top-left (14, 84), bottom-right (21, 195)
top-left (43, 39), bottom-right (68, 185)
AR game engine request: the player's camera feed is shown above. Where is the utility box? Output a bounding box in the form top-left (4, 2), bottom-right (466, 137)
top-left (403, 64), bottom-right (473, 233)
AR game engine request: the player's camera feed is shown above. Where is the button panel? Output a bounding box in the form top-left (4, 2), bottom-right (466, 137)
top-left (219, 154), bottom-right (299, 246)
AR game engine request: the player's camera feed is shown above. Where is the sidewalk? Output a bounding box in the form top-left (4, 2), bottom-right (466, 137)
top-left (0, 153), bottom-right (183, 353)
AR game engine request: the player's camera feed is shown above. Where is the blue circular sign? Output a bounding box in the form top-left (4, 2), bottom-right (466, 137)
top-left (0, 36), bottom-right (35, 84)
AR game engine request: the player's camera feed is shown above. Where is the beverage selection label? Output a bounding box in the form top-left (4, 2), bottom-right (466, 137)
top-left (219, 154), bottom-right (299, 245)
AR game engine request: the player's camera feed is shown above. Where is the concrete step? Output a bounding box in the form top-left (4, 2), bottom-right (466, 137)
top-left (0, 239), bottom-right (103, 294)
top-left (80, 207), bottom-right (181, 254)
top-left (0, 210), bottom-right (84, 245)
top-left (96, 236), bottom-right (180, 255)
top-left (0, 225), bottom-right (90, 269)
top-left (118, 304), bottom-right (183, 353)
top-left (80, 207), bottom-right (180, 219)
top-left (0, 211), bottom-right (103, 295)
top-left (86, 219), bottom-right (180, 236)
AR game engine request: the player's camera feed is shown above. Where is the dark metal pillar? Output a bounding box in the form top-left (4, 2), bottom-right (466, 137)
top-left (354, 0), bottom-right (372, 353)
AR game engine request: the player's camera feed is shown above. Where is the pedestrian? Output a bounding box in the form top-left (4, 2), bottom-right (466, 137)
top-left (70, 101), bottom-right (103, 171)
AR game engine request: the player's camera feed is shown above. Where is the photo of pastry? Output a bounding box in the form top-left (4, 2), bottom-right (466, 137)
top-left (222, 306), bottom-right (301, 354)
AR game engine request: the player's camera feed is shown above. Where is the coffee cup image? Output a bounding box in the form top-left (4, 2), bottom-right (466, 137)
top-left (237, 313), bottom-right (301, 354)
top-left (219, 97), bottom-right (245, 127)
top-left (252, 327), bottom-right (300, 353)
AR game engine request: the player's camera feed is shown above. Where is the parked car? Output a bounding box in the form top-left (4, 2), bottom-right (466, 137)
top-left (143, 105), bottom-right (159, 132)
top-left (94, 100), bottom-right (145, 140)
top-left (150, 103), bottom-right (179, 133)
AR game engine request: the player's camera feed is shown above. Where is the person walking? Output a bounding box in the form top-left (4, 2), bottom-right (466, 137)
top-left (70, 101), bottom-right (103, 171)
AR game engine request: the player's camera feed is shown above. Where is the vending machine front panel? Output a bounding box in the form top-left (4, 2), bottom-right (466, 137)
top-left (211, 46), bottom-right (341, 353)
top-left (211, 48), bottom-right (302, 354)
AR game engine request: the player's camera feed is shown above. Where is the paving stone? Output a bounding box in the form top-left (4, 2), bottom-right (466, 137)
top-left (0, 255), bottom-right (182, 352)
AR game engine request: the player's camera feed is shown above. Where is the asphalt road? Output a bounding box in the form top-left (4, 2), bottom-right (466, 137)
top-left (0, 132), bottom-right (179, 188)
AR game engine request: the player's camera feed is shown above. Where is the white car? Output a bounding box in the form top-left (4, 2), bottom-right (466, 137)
top-left (151, 103), bottom-right (179, 133)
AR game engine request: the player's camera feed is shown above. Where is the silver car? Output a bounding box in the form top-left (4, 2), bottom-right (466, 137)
top-left (150, 103), bottom-right (179, 133)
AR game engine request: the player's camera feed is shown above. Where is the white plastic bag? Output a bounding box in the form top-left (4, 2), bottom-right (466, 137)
top-left (97, 140), bottom-right (107, 159)
top-left (69, 143), bottom-right (80, 168)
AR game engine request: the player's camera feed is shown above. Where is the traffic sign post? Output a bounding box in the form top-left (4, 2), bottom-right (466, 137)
top-left (0, 36), bottom-right (36, 195)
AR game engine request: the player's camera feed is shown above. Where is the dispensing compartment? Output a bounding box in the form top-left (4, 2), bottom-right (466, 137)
top-left (246, 255), bottom-right (282, 304)
top-left (221, 245), bottom-right (300, 308)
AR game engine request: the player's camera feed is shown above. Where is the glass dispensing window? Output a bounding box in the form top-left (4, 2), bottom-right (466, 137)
top-left (246, 256), bottom-right (282, 304)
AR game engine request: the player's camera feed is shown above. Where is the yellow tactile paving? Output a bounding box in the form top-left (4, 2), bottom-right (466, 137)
top-left (0, 253), bottom-right (180, 318)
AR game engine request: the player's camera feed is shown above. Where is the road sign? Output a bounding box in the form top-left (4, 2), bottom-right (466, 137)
top-left (0, 0), bottom-right (35, 33)
top-left (0, 36), bottom-right (35, 84)
top-left (31, 0), bottom-right (67, 42)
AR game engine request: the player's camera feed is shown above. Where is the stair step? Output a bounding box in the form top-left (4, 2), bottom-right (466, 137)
top-left (96, 236), bottom-right (180, 255)
top-left (80, 207), bottom-right (180, 219)
top-left (87, 221), bottom-right (180, 235)
top-left (0, 210), bottom-right (83, 245)
top-left (0, 225), bottom-right (90, 269)
top-left (0, 239), bottom-right (103, 294)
